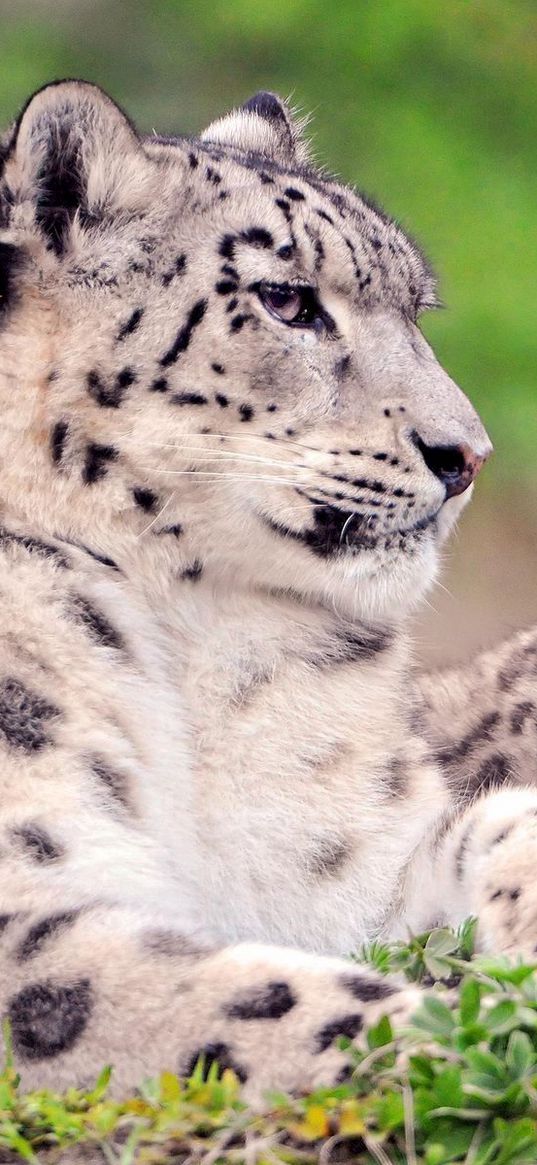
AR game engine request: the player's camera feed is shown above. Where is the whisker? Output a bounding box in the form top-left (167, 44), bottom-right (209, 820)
top-left (194, 430), bottom-right (323, 455)
top-left (136, 491), bottom-right (177, 538)
top-left (136, 443), bottom-right (304, 471)
top-left (431, 578), bottom-right (455, 601)
top-left (271, 503), bottom-right (313, 524)
top-left (140, 431), bottom-right (325, 456)
top-left (140, 468), bottom-right (308, 488)
top-left (340, 512), bottom-right (357, 545)
top-left (419, 594), bottom-right (441, 616)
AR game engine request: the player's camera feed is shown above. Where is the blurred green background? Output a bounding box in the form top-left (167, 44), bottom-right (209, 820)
top-left (1, 0), bottom-right (535, 659)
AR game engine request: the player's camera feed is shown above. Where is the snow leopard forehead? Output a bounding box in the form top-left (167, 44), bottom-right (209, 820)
top-left (0, 82), bottom-right (435, 320)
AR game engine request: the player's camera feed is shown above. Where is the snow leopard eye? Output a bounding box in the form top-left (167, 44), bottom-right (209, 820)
top-left (258, 283), bottom-right (319, 327)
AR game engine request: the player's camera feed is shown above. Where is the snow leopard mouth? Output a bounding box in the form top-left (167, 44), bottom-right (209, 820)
top-left (259, 501), bottom-right (439, 559)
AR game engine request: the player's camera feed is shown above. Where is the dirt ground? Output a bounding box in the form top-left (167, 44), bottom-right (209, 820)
top-left (415, 486), bottom-right (537, 670)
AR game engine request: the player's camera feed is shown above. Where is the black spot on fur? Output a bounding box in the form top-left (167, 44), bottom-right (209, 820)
top-left (0, 242), bottom-right (23, 318)
top-left (241, 227), bottom-right (274, 249)
top-left (116, 307), bottom-right (144, 341)
top-left (90, 755), bottom-right (133, 813)
top-left (0, 914), bottom-right (16, 934)
top-left (510, 701), bottom-right (536, 734)
top-left (50, 420), bottom-right (69, 465)
top-left (184, 1042), bottom-right (248, 1083)
top-left (455, 824), bottom-right (472, 880)
top-left (216, 279), bottom-right (238, 295)
top-left (132, 487), bottom-right (158, 513)
top-left (69, 595), bottom-right (124, 650)
top-left (306, 836), bottom-right (351, 877)
top-left (334, 355), bottom-right (351, 380)
top-left (285, 187), bottom-right (305, 201)
top-left (306, 228), bottom-right (325, 270)
top-left (8, 979), bottom-right (92, 1060)
top-left (62, 541), bottom-right (120, 571)
top-left (211, 362), bottom-right (225, 375)
top-left (315, 1014), bottom-right (363, 1053)
top-left (180, 560), bottom-right (203, 582)
top-left (262, 508), bottom-right (375, 558)
top-left (188, 152), bottom-right (198, 169)
top-left (226, 981), bottom-right (296, 1020)
top-left (386, 755), bottom-right (409, 797)
top-left (156, 523), bottom-right (183, 538)
top-left (13, 823), bottom-right (63, 864)
top-left (437, 712), bottom-right (500, 768)
top-left (0, 678), bottom-right (60, 752)
top-left (350, 476), bottom-right (389, 495)
top-left (219, 227), bottom-right (273, 262)
top-left (0, 527), bottom-right (70, 569)
top-left (239, 403), bottom-right (254, 421)
top-left (87, 367), bottom-right (136, 408)
top-left (160, 298), bottom-right (208, 367)
top-left (218, 234), bottom-right (236, 260)
top-left (316, 208), bottom-right (334, 224)
top-left (475, 753), bottom-right (512, 794)
top-left (243, 91), bottom-right (288, 127)
top-left (150, 377), bottom-right (168, 393)
top-left (144, 930), bottom-right (204, 958)
top-left (162, 253), bottom-right (187, 287)
top-left (17, 912), bottom-right (78, 962)
top-left (275, 197), bottom-right (291, 216)
top-left (170, 392), bottom-right (208, 407)
top-left (230, 313), bottom-right (253, 333)
top-left (491, 824), bottom-right (515, 848)
top-left (308, 626), bottom-right (392, 667)
top-left (499, 639), bottom-right (537, 691)
top-left (342, 974), bottom-right (396, 1003)
top-left (83, 442), bottom-right (118, 485)
top-left (215, 393), bottom-right (229, 408)
top-left (32, 120), bottom-right (86, 256)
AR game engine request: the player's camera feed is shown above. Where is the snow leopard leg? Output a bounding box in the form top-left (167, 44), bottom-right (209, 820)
top-left (402, 786), bottom-right (537, 957)
top-left (0, 905), bottom-right (421, 1103)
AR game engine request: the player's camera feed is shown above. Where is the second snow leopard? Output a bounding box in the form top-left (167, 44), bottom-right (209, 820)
top-left (0, 80), bottom-right (535, 1101)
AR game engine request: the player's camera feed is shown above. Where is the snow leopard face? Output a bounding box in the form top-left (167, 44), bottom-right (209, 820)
top-left (0, 82), bottom-right (491, 619)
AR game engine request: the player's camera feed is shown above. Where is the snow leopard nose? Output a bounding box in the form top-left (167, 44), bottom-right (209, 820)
top-left (414, 437), bottom-right (492, 499)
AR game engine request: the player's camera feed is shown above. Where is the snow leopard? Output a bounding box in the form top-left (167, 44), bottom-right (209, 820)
top-left (0, 79), bottom-right (534, 1103)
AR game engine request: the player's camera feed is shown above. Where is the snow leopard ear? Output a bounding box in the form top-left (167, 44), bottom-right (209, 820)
top-left (200, 91), bottom-right (311, 167)
top-left (3, 80), bottom-right (149, 256)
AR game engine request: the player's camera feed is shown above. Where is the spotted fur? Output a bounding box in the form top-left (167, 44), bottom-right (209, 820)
top-left (0, 80), bottom-right (534, 1103)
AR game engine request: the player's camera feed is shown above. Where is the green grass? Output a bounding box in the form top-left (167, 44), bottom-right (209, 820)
top-left (2, 921), bottom-right (537, 1163)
